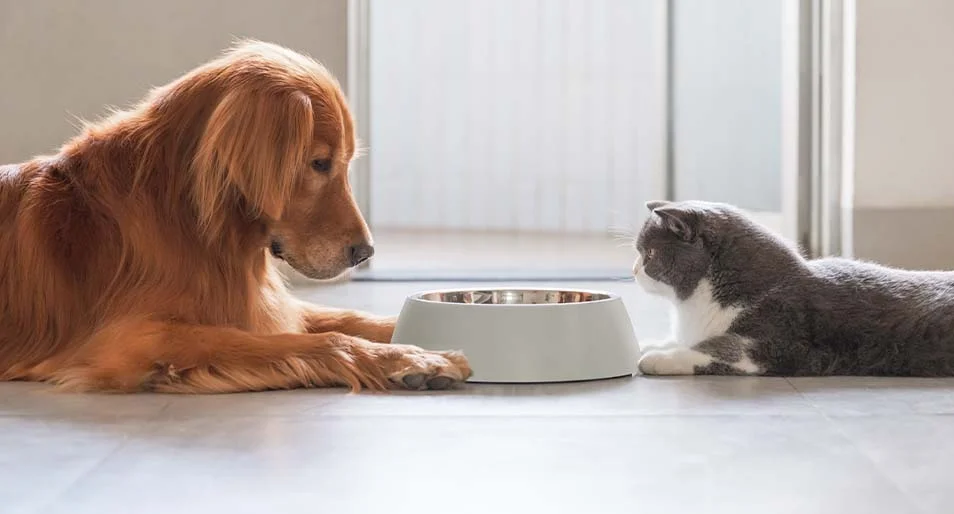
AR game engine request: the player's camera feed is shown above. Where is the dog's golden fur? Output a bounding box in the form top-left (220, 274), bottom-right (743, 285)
top-left (0, 41), bottom-right (471, 393)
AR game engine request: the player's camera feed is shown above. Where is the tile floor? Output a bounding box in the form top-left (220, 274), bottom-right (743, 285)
top-left (3, 281), bottom-right (954, 514)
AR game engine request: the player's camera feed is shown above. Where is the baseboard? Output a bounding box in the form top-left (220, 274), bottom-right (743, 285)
top-left (851, 206), bottom-right (954, 271)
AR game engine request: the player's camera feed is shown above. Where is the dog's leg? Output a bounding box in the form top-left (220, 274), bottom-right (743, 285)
top-left (49, 318), bottom-right (469, 393)
top-left (299, 302), bottom-right (396, 343)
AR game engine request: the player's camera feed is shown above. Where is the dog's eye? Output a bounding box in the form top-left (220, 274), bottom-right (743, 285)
top-left (310, 159), bottom-right (333, 173)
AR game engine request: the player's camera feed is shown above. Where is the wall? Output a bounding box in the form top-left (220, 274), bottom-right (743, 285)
top-left (848, 0), bottom-right (954, 269)
top-left (672, 0), bottom-right (782, 212)
top-left (0, 0), bottom-right (349, 164)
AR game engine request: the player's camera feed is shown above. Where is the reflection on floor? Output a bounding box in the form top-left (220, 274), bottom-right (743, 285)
top-left (3, 279), bottom-right (952, 514)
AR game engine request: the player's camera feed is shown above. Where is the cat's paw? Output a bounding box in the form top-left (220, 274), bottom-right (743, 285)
top-left (637, 348), bottom-right (710, 376)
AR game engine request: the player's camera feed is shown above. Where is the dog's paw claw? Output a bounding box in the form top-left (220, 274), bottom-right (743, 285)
top-left (426, 376), bottom-right (454, 390)
top-left (401, 373), bottom-right (428, 389)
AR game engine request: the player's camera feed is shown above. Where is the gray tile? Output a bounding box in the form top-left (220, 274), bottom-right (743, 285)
top-left (833, 416), bottom-right (954, 514)
top-left (0, 382), bottom-right (169, 421)
top-left (788, 377), bottom-right (954, 415)
top-left (160, 389), bottom-right (341, 419)
top-left (0, 416), bottom-right (148, 514)
top-left (300, 376), bottom-right (816, 417)
top-left (41, 416), bottom-right (916, 514)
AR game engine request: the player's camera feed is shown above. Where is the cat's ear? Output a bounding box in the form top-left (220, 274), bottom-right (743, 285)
top-left (653, 205), bottom-right (701, 242)
top-left (645, 200), bottom-right (670, 212)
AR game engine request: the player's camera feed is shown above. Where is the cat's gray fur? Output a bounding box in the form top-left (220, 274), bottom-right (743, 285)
top-left (635, 200), bottom-right (954, 376)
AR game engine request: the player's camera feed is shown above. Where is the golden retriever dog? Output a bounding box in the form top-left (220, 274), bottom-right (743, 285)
top-left (0, 41), bottom-right (471, 393)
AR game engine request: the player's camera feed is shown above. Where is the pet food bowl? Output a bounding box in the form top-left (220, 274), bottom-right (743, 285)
top-left (391, 288), bottom-right (641, 383)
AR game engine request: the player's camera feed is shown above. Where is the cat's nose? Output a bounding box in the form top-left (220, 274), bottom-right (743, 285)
top-left (632, 257), bottom-right (642, 276)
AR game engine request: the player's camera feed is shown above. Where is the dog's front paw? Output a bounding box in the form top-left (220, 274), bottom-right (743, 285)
top-left (377, 344), bottom-right (473, 390)
top-left (637, 348), bottom-right (709, 376)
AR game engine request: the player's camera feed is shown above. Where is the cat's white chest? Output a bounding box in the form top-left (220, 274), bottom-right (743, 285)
top-left (672, 279), bottom-right (742, 345)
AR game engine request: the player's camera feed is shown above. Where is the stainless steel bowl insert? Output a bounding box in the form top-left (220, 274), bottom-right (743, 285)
top-left (415, 289), bottom-right (612, 305)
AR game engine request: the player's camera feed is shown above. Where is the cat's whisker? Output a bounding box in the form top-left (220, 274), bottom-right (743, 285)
top-left (608, 225), bottom-right (635, 237)
top-left (611, 233), bottom-right (635, 241)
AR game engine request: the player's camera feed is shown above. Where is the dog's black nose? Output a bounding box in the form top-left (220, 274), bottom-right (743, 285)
top-left (349, 243), bottom-right (374, 266)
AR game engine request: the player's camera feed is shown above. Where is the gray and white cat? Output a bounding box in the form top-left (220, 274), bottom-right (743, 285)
top-left (633, 200), bottom-right (954, 376)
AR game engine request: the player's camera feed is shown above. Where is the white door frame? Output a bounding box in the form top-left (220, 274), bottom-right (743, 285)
top-left (817, 0), bottom-right (854, 258)
top-left (781, 0), bottom-right (850, 257)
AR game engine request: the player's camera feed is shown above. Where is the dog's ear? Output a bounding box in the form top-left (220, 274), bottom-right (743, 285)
top-left (192, 88), bottom-right (314, 232)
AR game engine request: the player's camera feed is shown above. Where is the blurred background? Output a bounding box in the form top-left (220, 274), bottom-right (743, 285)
top-left (365, 0), bottom-right (782, 279)
top-left (1, 0), bottom-right (952, 278)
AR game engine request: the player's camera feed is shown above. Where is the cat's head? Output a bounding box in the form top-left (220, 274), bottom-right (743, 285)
top-left (633, 200), bottom-right (798, 302)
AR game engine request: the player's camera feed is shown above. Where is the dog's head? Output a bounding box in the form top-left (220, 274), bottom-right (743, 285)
top-left (188, 41), bottom-right (371, 280)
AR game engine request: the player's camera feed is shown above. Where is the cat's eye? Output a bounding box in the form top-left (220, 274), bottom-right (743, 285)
top-left (644, 249), bottom-right (656, 260)
top-left (310, 159), bottom-right (333, 173)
